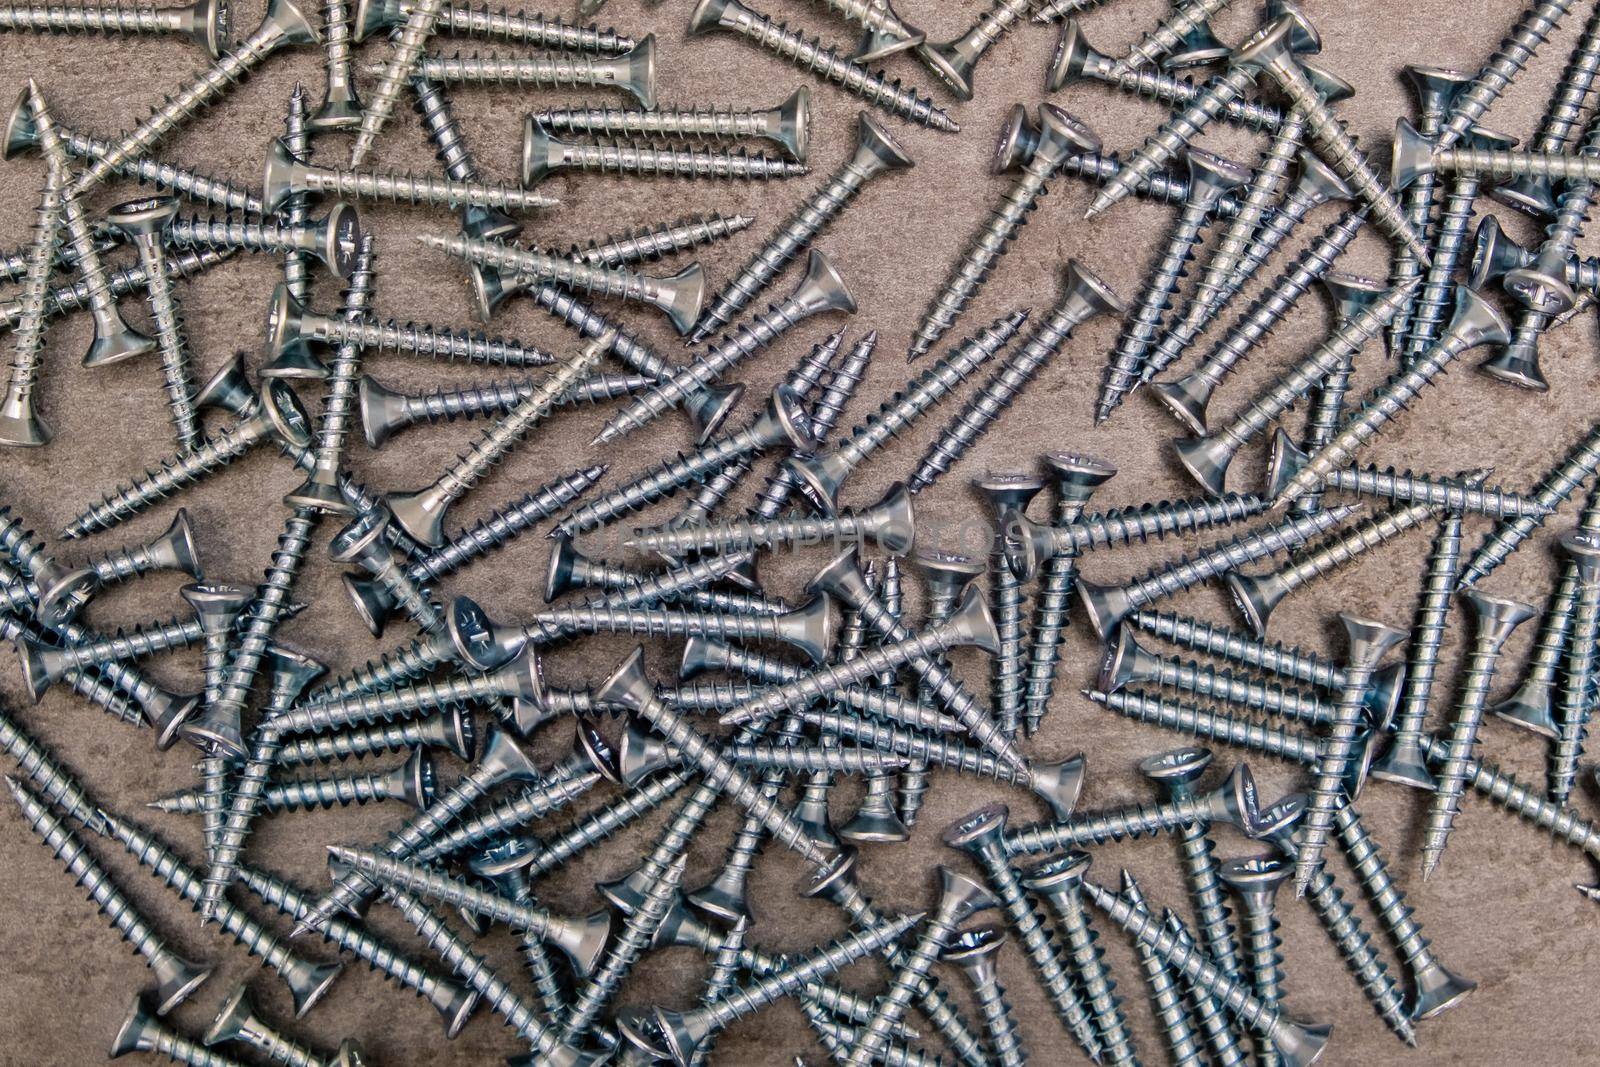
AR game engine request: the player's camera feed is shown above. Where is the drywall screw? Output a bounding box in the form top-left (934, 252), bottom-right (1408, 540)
top-left (0, 0), bottom-right (227, 53)
top-left (1227, 501), bottom-right (1440, 637)
top-left (1153, 208), bottom-right (1367, 435)
top-left (1116, 871), bottom-right (1205, 1066)
top-left (1293, 612), bottom-right (1406, 894)
top-left (689, 114), bottom-right (908, 346)
top-left (534, 595), bottom-right (837, 666)
top-left (1077, 506), bottom-right (1358, 640)
top-left (1109, 0), bottom-right (1232, 76)
top-left (1011, 492), bottom-right (1267, 577)
top-left (1097, 149), bottom-right (1249, 422)
top-left (1459, 422), bottom-right (1600, 587)
top-left (1274, 287), bottom-right (1512, 506)
top-left (6, 776), bottom-right (210, 1013)
top-left (596, 249), bottom-right (856, 445)
top-left (236, 865), bottom-right (478, 1036)
top-left (792, 310), bottom-right (1027, 507)
top-left (974, 473), bottom-right (1043, 740)
top-left (67, 0), bottom-right (320, 197)
top-left (1387, 65), bottom-right (1472, 357)
top-left (1417, 591), bottom-right (1533, 875)
top-left (409, 771), bottom-right (602, 867)
top-left (400, 34), bottom-right (656, 107)
top-left (105, 195), bottom-right (202, 451)
top-left (19, 83), bottom-right (156, 368)
top-left (285, 231), bottom-right (374, 511)
top-left (914, 0), bottom-right (1034, 100)
top-left (944, 805), bottom-right (1102, 1061)
top-left (1144, 752), bottom-right (1241, 983)
top-left (0, 708), bottom-right (106, 833)
top-left (912, 262), bottom-right (1123, 491)
top-left (902, 551), bottom-right (980, 824)
top-left (534, 89), bottom-right (809, 160)
top-left (261, 136), bottom-right (557, 214)
top-left (1546, 531), bottom-right (1600, 805)
top-left (522, 125), bottom-right (807, 185)
top-left (108, 992), bottom-right (245, 1066)
top-left (1171, 277), bottom-right (1411, 497)
top-left (1371, 513), bottom-right (1462, 790)
top-left (941, 928), bottom-right (1027, 1067)
top-left (101, 812), bottom-right (343, 1017)
top-left (276, 710), bottom-right (473, 767)
top-left (0, 161), bottom-right (62, 449)
top-left (168, 203), bottom-right (360, 280)
top-left (688, 0), bottom-right (956, 132)
top-left (1242, 21), bottom-right (1429, 261)
top-left (0, 227), bottom-right (112, 285)
top-left (629, 479), bottom-right (913, 557)
top-left (349, 0), bottom-right (444, 165)
top-left (357, 0), bottom-right (632, 50)
top-left (297, 723), bottom-right (546, 934)
top-left (1023, 853), bottom-right (1140, 1067)
top-left (562, 211), bottom-right (757, 269)
top-left (1218, 855), bottom-right (1290, 1066)
top-left (652, 911), bottom-right (923, 1066)
top-left (1393, 125), bottom-right (1518, 361)
top-left (160, 752), bottom-right (435, 813)
top-left (1019, 454), bottom-right (1114, 734)
top-left (330, 505), bottom-right (445, 635)
top-left (1101, 629), bottom-right (1333, 724)
top-left (310, 0), bottom-right (362, 129)
top-left (1082, 875), bottom-right (1333, 1066)
top-left (1048, 18), bottom-right (1287, 130)
top-left (420, 232), bottom-right (705, 334)
top-left (1310, 463), bottom-right (1550, 519)
top-left (808, 0), bottom-right (923, 61)
top-left (202, 983), bottom-right (340, 1066)
top-left (359, 357), bottom-right (640, 438)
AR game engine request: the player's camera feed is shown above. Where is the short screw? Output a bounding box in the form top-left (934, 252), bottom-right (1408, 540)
top-left (1458, 421), bottom-right (1600, 587)
top-left (1096, 148), bottom-right (1248, 422)
top-left (910, 262), bottom-right (1123, 491)
top-left (1219, 856), bottom-right (1290, 1066)
top-left (261, 137), bottom-right (557, 214)
top-left (7, 776), bottom-right (211, 1014)
top-left (687, 0), bottom-right (957, 132)
top-left (909, 108), bottom-right (1098, 362)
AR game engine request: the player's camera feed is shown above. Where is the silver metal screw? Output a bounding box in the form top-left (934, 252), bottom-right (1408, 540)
top-left (262, 136), bottom-right (558, 214)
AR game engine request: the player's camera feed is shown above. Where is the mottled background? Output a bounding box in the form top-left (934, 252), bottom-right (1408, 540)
top-left (2, 0), bottom-right (1598, 1063)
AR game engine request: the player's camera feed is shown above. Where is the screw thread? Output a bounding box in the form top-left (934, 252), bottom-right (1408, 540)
top-left (722, 644), bottom-right (962, 734)
top-left (1128, 611), bottom-right (1342, 688)
top-left (1196, 113), bottom-right (1304, 302)
top-left (1021, 491), bottom-right (1090, 732)
top-left (426, 233), bottom-right (688, 319)
top-left (1387, 514), bottom-right (1463, 752)
top-left (1324, 466), bottom-right (1544, 518)
top-left (1331, 804), bottom-right (1437, 985)
top-left (1093, 57), bottom-right (1283, 130)
top-left (541, 137), bottom-right (807, 180)
top-left (303, 161), bottom-right (554, 210)
top-left (991, 540), bottom-right (1027, 738)
top-left (538, 102), bottom-right (785, 146)
top-left (4, 173), bottom-right (63, 413)
top-left (1053, 495), bottom-right (1268, 556)
top-left (1094, 687), bottom-right (1322, 765)
top-left (1007, 791), bottom-right (1211, 853)
top-left (1403, 180), bottom-right (1480, 358)
top-left (571, 212), bottom-right (756, 267)
top-left (128, 235), bottom-right (200, 451)
top-left (1297, 862), bottom-right (1415, 1038)
top-left (0, 2), bottom-right (190, 35)
top-left (558, 427), bottom-right (770, 535)
top-left (1236, 905), bottom-right (1285, 1065)
top-left (169, 213), bottom-right (319, 255)
top-left (279, 87), bottom-right (313, 302)
top-left (425, 2), bottom-right (628, 48)
top-left (1549, 581), bottom-right (1600, 804)
top-left (300, 233), bottom-right (375, 499)
top-left (408, 464), bottom-right (605, 582)
top-left (1440, 1), bottom-right (1577, 148)
top-left (2, 245), bottom-right (232, 329)
top-left (301, 634), bottom-right (448, 705)
top-left (1122, 508), bottom-right (1353, 608)
top-left (565, 861), bottom-right (684, 1041)
top-left (1039, 891), bottom-right (1137, 1067)
top-left (526, 282), bottom-right (667, 381)
top-left (135, 1019), bottom-right (237, 1066)
top-left (53, 613), bottom-right (204, 671)
top-left (0, 709), bottom-right (104, 831)
top-left (418, 772), bottom-right (600, 864)
top-left (283, 672), bottom-right (497, 734)
top-left (1278, 500), bottom-right (1437, 591)
top-left (846, 915), bottom-right (961, 1067)
top-left (1061, 149), bottom-right (1243, 216)
top-left (211, 510), bottom-right (316, 721)
top-left (318, 312), bottom-right (549, 366)
top-left (1147, 654), bottom-right (1330, 725)
top-left (526, 771), bottom-right (695, 878)
top-left (258, 767), bottom-right (402, 810)
top-left (1174, 822), bottom-right (1239, 977)
top-left (1460, 423), bottom-right (1600, 586)
top-left (1117, 0), bottom-right (1229, 71)
top-left (1420, 636), bottom-right (1511, 874)
top-left (1126, 913), bottom-right (1205, 1065)
top-left (350, 0), bottom-right (442, 165)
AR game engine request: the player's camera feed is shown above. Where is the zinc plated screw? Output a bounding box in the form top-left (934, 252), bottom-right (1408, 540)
top-left (0, 708), bottom-right (106, 833)
top-left (261, 137), bottom-right (557, 214)
top-left (805, 1015), bottom-right (941, 1067)
top-left (595, 248), bottom-right (856, 445)
top-left (202, 983), bottom-right (342, 1066)
top-left (6, 776), bottom-right (211, 1013)
top-left (807, 0), bottom-right (924, 61)
top-left (66, 0), bottom-right (321, 198)
top-left (975, 473), bottom-right (1044, 740)
top-left (533, 594), bottom-right (838, 666)
top-left (1226, 501), bottom-right (1441, 637)
top-left (533, 89), bottom-right (809, 159)
top-left (1371, 512), bottom-right (1462, 790)
top-left (1458, 421), bottom-right (1600, 587)
top-left (358, 365), bottom-right (640, 444)
top-left (1117, 871), bottom-right (1205, 1066)
top-left (0, 240), bottom-right (233, 337)
top-left (911, 262), bottom-right (1123, 491)
top-left (101, 812), bottom-right (344, 1018)
top-left (1274, 287), bottom-right (1513, 506)
top-left (689, 112), bottom-right (908, 346)
top-left (904, 551), bottom-right (982, 823)
top-left (0, 163), bottom-right (62, 449)
top-left (398, 35), bottom-right (656, 107)
top-left (159, 751), bottom-right (435, 813)
top-left (1109, 0), bottom-right (1233, 76)
top-left (687, 0), bottom-right (956, 132)
top-left (276, 711), bottom-right (473, 767)
top-left (1100, 630), bottom-right (1332, 726)
top-left (20, 83), bottom-right (156, 369)
top-left (1170, 279), bottom-right (1411, 497)
top-left (1076, 506), bottom-right (1359, 640)
top-left (357, 0), bottom-right (632, 51)
top-left (1022, 853), bottom-right (1140, 1067)
top-left (629, 479), bottom-right (913, 557)
top-left (348, 0), bottom-right (444, 166)
top-left (330, 506), bottom-right (445, 635)
top-left (522, 124), bottom-right (808, 184)
top-left (106, 195), bottom-right (201, 452)
top-left (1019, 453), bottom-right (1115, 734)
top-left (1218, 855), bottom-right (1290, 1066)
top-left (944, 805), bottom-right (1102, 1062)
top-left (545, 539), bottom-right (788, 618)
top-left (168, 203), bottom-right (360, 280)
top-left (1152, 208), bottom-right (1367, 436)
top-left (1292, 612), bottom-right (1406, 895)
top-left (1310, 463), bottom-right (1550, 519)
top-left (278, 85), bottom-right (313, 305)
top-left (942, 927), bottom-right (1027, 1067)
top-left (1081, 875), bottom-right (1333, 1067)
top-left (0, 0), bottom-right (227, 53)
top-left (1096, 148), bottom-right (1250, 422)
top-left (1434, 1), bottom-right (1576, 153)
top-left (914, 0), bottom-right (1036, 101)
top-left (108, 992), bottom-right (247, 1066)
top-left (1009, 492), bottom-right (1267, 578)
top-left (791, 310), bottom-right (1027, 507)
top-left (311, 0), bottom-right (363, 130)
top-left (409, 770), bottom-right (602, 868)
top-left (1060, 146), bottom-right (1248, 217)
top-left (1545, 531), bottom-right (1600, 806)
top-left (1241, 19), bottom-right (1429, 262)
top-left (1174, 916), bottom-right (1247, 1067)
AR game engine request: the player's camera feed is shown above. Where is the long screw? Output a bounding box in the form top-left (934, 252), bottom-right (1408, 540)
top-left (0, 245), bottom-right (233, 335)
top-left (1009, 492), bottom-right (1267, 576)
top-left (523, 125), bottom-right (807, 184)
top-left (161, 754), bottom-right (433, 813)
top-left (1100, 630), bottom-right (1336, 728)
top-left (1117, 871), bottom-right (1205, 1066)
top-left (397, 36), bottom-right (657, 108)
top-left (362, 372), bottom-right (646, 447)
top-left (262, 137), bottom-right (558, 213)
top-left (350, 0), bottom-right (443, 165)
top-left (1458, 421), bottom-right (1600, 587)
top-left (0, 0), bottom-right (226, 53)
top-left (1313, 464), bottom-right (1550, 518)
top-left (687, 0), bottom-right (956, 132)
top-left (1435, 1), bottom-right (1576, 153)
top-left (533, 89), bottom-right (809, 159)
top-left (277, 85), bottom-right (314, 306)
top-left (1544, 531), bottom-right (1600, 805)
top-left (560, 211), bottom-right (757, 268)
top-left (109, 992), bottom-right (247, 1066)
top-left (0, 155), bottom-right (62, 449)
top-left (357, 0), bottom-right (633, 51)
top-left (975, 474), bottom-right (1042, 739)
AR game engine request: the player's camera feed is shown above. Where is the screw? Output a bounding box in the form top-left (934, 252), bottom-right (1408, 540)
top-left (1081, 873), bottom-right (1333, 1067)
top-left (0, 0), bottom-right (227, 52)
top-left (687, 0), bottom-right (956, 132)
top-left (18, 83), bottom-right (156, 368)
top-left (522, 123), bottom-right (808, 185)
top-left (0, 240), bottom-right (233, 337)
top-left (276, 715), bottom-right (472, 772)
top-left (809, 0), bottom-right (924, 61)
top-left (261, 136), bottom-right (557, 215)
top-left (1392, 124), bottom-right (1518, 362)
top-left (562, 212), bottom-right (759, 271)
top-left (972, 473), bottom-right (1043, 739)
top-left (933, 927), bottom-right (1024, 1067)
top-left (163, 751), bottom-right (436, 813)
top-left (275, 84), bottom-right (315, 307)
top-left (358, 0), bottom-right (632, 51)
top-left (911, 262), bottom-right (1123, 491)
top-left (1306, 462), bottom-right (1548, 519)
top-left (0, 707), bottom-right (106, 833)
top-left (1292, 611), bottom-right (1406, 894)
top-left (169, 203), bottom-right (360, 282)
top-left (1152, 209), bottom-right (1367, 435)
top-left (400, 34), bottom-right (658, 108)
top-left (1011, 493), bottom-right (1268, 580)
top-left (1089, 688), bottom-right (1330, 768)
top-left (1274, 286), bottom-right (1512, 506)
top-left (1171, 280), bottom-right (1410, 497)
top-left (792, 310), bottom-right (1028, 507)
top-left (202, 983), bottom-right (340, 1066)
top-left (348, 0), bottom-right (445, 164)
top-left (1218, 855), bottom-right (1290, 1066)
top-left (7, 776), bottom-right (211, 1013)
top-left (1387, 65), bottom-right (1471, 357)
top-left (1543, 531), bottom-right (1600, 807)
top-left (1097, 148), bottom-right (1249, 421)
top-left (411, 770), bottom-right (602, 867)
top-left (631, 480), bottom-right (913, 558)
top-left (596, 249), bottom-right (856, 445)
top-left (536, 595), bottom-right (838, 667)
top-left (109, 992), bottom-right (240, 1065)
top-left (1022, 853), bottom-right (1140, 1067)
top-left (1077, 506), bottom-right (1358, 639)
top-left (1116, 870), bottom-right (1205, 1066)
top-left (535, 88), bottom-right (809, 161)
top-left (906, 549), bottom-right (983, 813)
top-left (0, 151), bottom-right (62, 448)
top-left (1458, 421), bottom-right (1600, 587)
top-left (546, 539), bottom-right (788, 618)
top-left (1101, 629), bottom-right (1332, 725)
top-left (1437, 1), bottom-right (1577, 154)
top-left (308, 0), bottom-right (363, 129)
top-left (944, 805), bottom-right (1102, 1061)
top-left (1060, 143), bottom-right (1249, 217)
top-left (1109, 0), bottom-right (1232, 76)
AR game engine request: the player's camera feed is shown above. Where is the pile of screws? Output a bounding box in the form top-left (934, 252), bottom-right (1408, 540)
top-left (5, 0), bottom-right (1600, 1062)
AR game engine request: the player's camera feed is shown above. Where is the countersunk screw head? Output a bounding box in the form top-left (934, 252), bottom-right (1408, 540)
top-left (1137, 745), bottom-right (1214, 788)
top-left (105, 195), bottom-right (180, 235)
top-left (992, 104), bottom-right (1040, 174)
top-left (448, 596), bottom-right (525, 673)
top-left (1019, 849), bottom-right (1092, 893)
